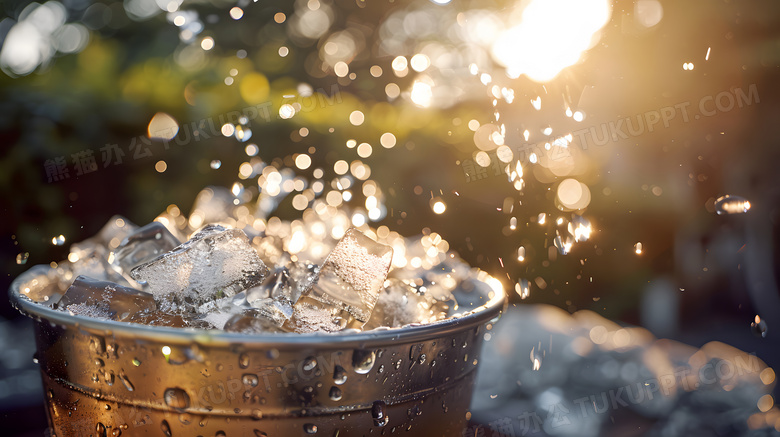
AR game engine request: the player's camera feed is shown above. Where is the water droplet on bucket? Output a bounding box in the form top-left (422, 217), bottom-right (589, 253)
top-left (119, 371), bottom-right (134, 392)
top-left (303, 423), bottom-right (318, 434)
top-left (333, 365), bottom-right (347, 384)
top-left (302, 356), bottom-right (317, 371)
top-left (160, 420), bottom-right (172, 437)
top-left (250, 409), bottom-right (263, 420)
top-left (242, 374), bottom-right (259, 387)
top-left (239, 353), bottom-right (250, 369)
top-left (253, 430), bottom-right (268, 437)
top-left (96, 422), bottom-right (107, 437)
top-left (352, 350), bottom-right (376, 374)
top-left (210, 160), bottom-right (222, 169)
top-left (372, 400), bottom-right (389, 427)
top-left (329, 386), bottom-right (343, 401)
top-left (132, 358), bottom-right (141, 366)
top-left (164, 388), bottom-right (191, 410)
top-left (715, 195), bottom-right (751, 215)
top-left (751, 315), bottom-right (768, 338)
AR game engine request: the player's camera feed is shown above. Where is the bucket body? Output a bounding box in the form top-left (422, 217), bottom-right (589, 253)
top-left (12, 266), bottom-right (505, 436)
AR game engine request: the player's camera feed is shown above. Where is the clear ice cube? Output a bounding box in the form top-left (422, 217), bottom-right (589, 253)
top-left (223, 310), bottom-right (287, 334)
top-left (363, 279), bottom-right (449, 330)
top-left (15, 264), bottom-right (68, 305)
top-left (245, 268), bottom-right (296, 326)
top-left (129, 225), bottom-right (269, 307)
top-left (58, 275), bottom-right (156, 322)
top-left (112, 222), bottom-right (181, 276)
top-left (286, 228), bottom-right (393, 332)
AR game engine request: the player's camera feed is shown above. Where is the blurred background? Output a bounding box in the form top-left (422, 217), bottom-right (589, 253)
top-left (1, 0), bottom-right (779, 435)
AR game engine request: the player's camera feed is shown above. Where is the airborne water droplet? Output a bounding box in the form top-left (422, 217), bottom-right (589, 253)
top-left (16, 252), bottom-right (29, 264)
top-left (352, 350), bottom-right (376, 374)
top-left (751, 315), bottom-right (768, 338)
top-left (714, 195), bottom-right (751, 215)
top-left (210, 160), bottom-right (222, 169)
top-left (515, 279), bottom-right (530, 299)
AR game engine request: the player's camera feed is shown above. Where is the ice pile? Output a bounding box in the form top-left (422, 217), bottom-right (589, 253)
top-left (20, 188), bottom-right (468, 333)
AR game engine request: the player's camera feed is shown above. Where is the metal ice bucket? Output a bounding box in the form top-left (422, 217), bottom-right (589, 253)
top-left (10, 265), bottom-right (505, 436)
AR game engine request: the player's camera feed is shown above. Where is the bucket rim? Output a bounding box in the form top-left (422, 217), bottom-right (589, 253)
top-left (10, 264), bottom-right (507, 348)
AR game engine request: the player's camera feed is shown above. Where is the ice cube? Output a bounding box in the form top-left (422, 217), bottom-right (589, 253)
top-left (245, 268), bottom-right (296, 326)
top-left (111, 222), bottom-right (181, 276)
top-left (286, 228), bottom-right (393, 332)
top-left (126, 311), bottom-right (190, 328)
top-left (58, 276), bottom-right (156, 322)
top-left (129, 225), bottom-right (269, 307)
top-left (64, 249), bottom-right (128, 288)
top-left (15, 264), bottom-right (68, 305)
top-left (363, 279), bottom-right (449, 330)
top-left (223, 310), bottom-right (287, 334)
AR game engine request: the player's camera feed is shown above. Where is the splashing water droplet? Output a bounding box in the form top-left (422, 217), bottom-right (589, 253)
top-left (16, 252), bottom-right (29, 264)
top-left (372, 400), bottom-right (389, 427)
top-left (210, 160), bottom-right (222, 169)
top-left (51, 235), bottom-right (65, 246)
top-left (352, 350), bottom-right (376, 374)
top-left (714, 195), bottom-right (751, 215)
top-left (530, 346), bottom-right (543, 370)
top-left (515, 279), bottom-right (530, 299)
top-left (517, 246), bottom-right (525, 262)
top-left (553, 232), bottom-right (572, 255)
top-left (751, 315), bottom-right (768, 338)
top-left (634, 242), bottom-right (643, 254)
